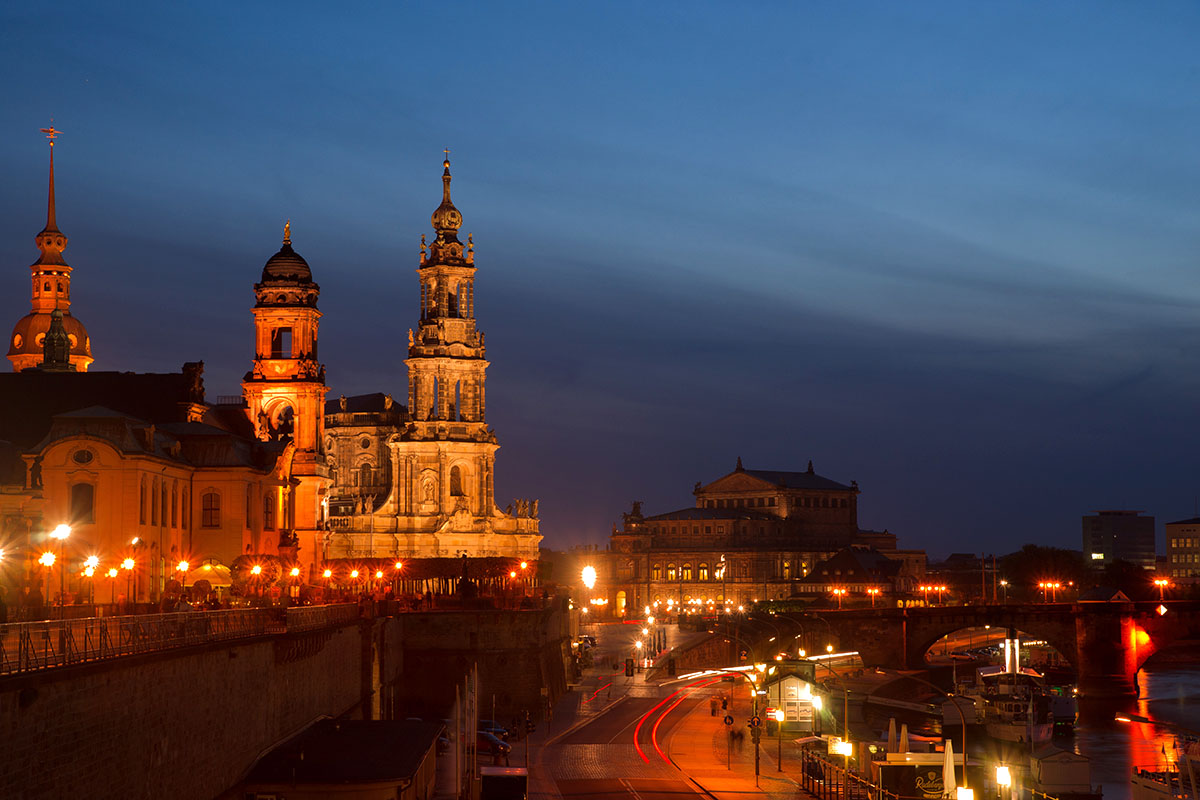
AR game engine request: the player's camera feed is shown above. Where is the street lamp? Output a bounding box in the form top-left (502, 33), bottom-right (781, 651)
top-left (50, 523), bottom-right (70, 617)
top-left (177, 560), bottom-right (190, 600)
top-left (84, 555), bottom-right (99, 604)
top-left (999, 579), bottom-right (1009, 603)
top-left (774, 708), bottom-right (785, 771)
top-left (996, 764), bottom-right (1012, 800)
top-left (1154, 578), bottom-right (1169, 602)
top-left (122, 557), bottom-right (136, 605)
top-left (866, 587), bottom-right (880, 607)
top-left (106, 568), bottom-right (119, 603)
top-left (831, 587), bottom-right (847, 609)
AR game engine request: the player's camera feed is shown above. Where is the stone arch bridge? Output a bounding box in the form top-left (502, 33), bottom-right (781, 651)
top-left (758, 601), bottom-right (1200, 698)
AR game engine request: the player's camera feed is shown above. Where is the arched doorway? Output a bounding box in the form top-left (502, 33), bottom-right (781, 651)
top-left (616, 590), bottom-right (626, 616)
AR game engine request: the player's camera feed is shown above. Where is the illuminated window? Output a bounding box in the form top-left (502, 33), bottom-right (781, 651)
top-left (667, 563), bottom-right (677, 581)
top-left (682, 563), bottom-right (692, 581)
top-left (1091, 553), bottom-right (1104, 560)
top-left (783, 560), bottom-right (791, 579)
top-left (201, 492), bottom-right (220, 528)
top-left (652, 563), bottom-right (661, 581)
top-left (698, 562), bottom-right (709, 581)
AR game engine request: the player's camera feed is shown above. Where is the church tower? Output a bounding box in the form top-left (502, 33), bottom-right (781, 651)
top-left (403, 156), bottom-right (498, 515)
top-left (242, 223), bottom-right (330, 561)
top-left (8, 128), bottom-right (93, 372)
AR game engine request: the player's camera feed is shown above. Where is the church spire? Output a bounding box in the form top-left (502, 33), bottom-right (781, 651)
top-left (42, 126), bottom-right (60, 234)
top-left (430, 150), bottom-right (464, 245)
top-left (34, 126), bottom-right (67, 266)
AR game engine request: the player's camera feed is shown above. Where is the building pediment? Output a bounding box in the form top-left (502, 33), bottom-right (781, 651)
top-left (698, 471), bottom-right (779, 494)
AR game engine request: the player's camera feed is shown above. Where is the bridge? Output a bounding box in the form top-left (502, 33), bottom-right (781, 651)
top-left (741, 601), bottom-right (1200, 698)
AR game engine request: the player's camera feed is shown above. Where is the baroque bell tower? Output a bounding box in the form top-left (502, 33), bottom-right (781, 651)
top-left (242, 222), bottom-right (330, 561)
top-left (8, 127), bottom-right (93, 372)
top-left (400, 155), bottom-right (500, 521)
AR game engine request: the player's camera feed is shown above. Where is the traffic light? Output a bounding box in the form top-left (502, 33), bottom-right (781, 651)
top-left (625, 657), bottom-right (634, 676)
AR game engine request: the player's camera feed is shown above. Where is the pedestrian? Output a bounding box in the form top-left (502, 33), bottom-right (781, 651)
top-left (710, 696), bottom-right (718, 716)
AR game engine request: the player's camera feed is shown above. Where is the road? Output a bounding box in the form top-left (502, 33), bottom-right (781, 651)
top-left (538, 621), bottom-right (719, 799)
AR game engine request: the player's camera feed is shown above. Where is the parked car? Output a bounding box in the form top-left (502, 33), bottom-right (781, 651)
top-left (476, 731), bottom-right (511, 756)
top-left (478, 719), bottom-right (510, 740)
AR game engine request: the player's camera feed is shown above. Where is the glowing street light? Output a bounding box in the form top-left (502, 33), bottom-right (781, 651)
top-left (831, 587), bottom-right (847, 609)
top-left (866, 587), bottom-right (880, 607)
top-left (49, 524), bottom-right (70, 617)
top-left (999, 579), bottom-right (1009, 603)
top-left (1154, 578), bottom-right (1169, 602)
top-left (581, 565), bottom-right (597, 590)
top-left (290, 567), bottom-right (301, 577)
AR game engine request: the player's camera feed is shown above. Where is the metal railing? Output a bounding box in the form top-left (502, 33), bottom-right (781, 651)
top-left (800, 750), bottom-right (899, 800)
top-left (0, 603), bottom-right (360, 677)
top-left (285, 603), bottom-right (360, 632)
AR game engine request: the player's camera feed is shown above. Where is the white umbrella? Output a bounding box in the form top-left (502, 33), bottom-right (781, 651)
top-left (899, 722), bottom-right (909, 754)
top-left (887, 718), bottom-right (897, 754)
top-left (942, 739), bottom-right (957, 797)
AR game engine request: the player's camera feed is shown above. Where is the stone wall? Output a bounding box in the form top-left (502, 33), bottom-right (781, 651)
top-left (0, 621), bottom-right (370, 800)
top-left (389, 603), bottom-right (570, 724)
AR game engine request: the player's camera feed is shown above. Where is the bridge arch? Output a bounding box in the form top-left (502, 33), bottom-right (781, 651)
top-left (912, 621), bottom-right (1077, 669)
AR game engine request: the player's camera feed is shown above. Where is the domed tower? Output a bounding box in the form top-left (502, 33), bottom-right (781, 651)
top-left (242, 222), bottom-right (330, 559)
top-left (8, 128), bottom-right (93, 372)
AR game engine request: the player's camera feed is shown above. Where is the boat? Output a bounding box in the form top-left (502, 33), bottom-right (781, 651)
top-left (1130, 738), bottom-right (1200, 800)
top-left (941, 633), bottom-right (1055, 746)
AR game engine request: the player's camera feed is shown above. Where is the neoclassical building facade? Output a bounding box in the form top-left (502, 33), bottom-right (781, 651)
top-left (321, 159), bottom-right (541, 562)
top-left (600, 459), bottom-right (900, 614)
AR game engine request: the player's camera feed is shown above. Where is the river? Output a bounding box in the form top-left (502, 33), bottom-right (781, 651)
top-left (1071, 665), bottom-right (1200, 800)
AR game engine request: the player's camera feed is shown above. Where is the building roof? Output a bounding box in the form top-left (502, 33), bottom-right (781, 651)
top-left (243, 719), bottom-right (442, 785)
top-left (645, 506), bottom-right (775, 522)
top-left (325, 392), bottom-right (405, 415)
top-left (740, 469), bottom-right (855, 491)
top-left (1167, 517), bottom-right (1200, 526)
top-left (798, 547), bottom-right (902, 584)
top-left (0, 368), bottom-right (199, 452)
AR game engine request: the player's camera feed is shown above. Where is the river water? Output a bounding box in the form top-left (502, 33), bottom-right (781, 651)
top-left (1071, 665), bottom-right (1200, 800)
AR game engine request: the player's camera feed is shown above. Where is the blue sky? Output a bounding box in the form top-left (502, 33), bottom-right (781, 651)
top-left (3, 1), bottom-right (1200, 555)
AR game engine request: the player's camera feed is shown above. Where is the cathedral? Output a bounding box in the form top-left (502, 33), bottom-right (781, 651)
top-left (0, 133), bottom-right (539, 604)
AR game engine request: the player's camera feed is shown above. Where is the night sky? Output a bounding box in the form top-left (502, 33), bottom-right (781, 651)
top-left (4, 2), bottom-right (1200, 557)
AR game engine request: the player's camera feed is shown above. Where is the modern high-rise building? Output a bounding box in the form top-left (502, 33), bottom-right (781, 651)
top-left (1082, 510), bottom-right (1156, 570)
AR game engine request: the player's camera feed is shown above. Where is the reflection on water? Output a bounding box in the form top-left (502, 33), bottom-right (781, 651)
top-left (1072, 666), bottom-right (1200, 800)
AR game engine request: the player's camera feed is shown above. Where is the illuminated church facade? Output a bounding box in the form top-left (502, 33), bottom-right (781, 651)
top-left (0, 134), bottom-right (538, 603)
top-left (321, 158), bottom-right (541, 561)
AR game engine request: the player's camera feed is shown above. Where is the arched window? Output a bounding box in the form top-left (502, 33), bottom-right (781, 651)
top-left (70, 483), bottom-right (94, 524)
top-left (667, 563), bottom-right (677, 581)
top-left (263, 492), bottom-right (275, 530)
top-left (652, 563), bottom-right (662, 581)
top-left (201, 492), bottom-right (220, 528)
top-left (450, 465), bottom-right (464, 496)
top-left (783, 560), bottom-right (791, 579)
top-left (171, 483), bottom-right (178, 528)
top-left (682, 563), bottom-right (692, 581)
top-left (359, 463), bottom-right (373, 488)
top-left (246, 484), bottom-right (253, 527)
top-left (151, 478), bottom-right (159, 525)
top-left (140, 478), bottom-right (147, 525)
top-left (698, 562), bottom-right (709, 581)
top-left (182, 488), bottom-right (189, 530)
top-left (43, 281), bottom-right (51, 292)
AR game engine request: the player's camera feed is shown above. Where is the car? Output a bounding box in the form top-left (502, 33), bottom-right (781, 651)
top-left (478, 719), bottom-right (510, 740)
top-left (581, 635), bottom-right (597, 647)
top-left (476, 731), bottom-right (511, 756)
